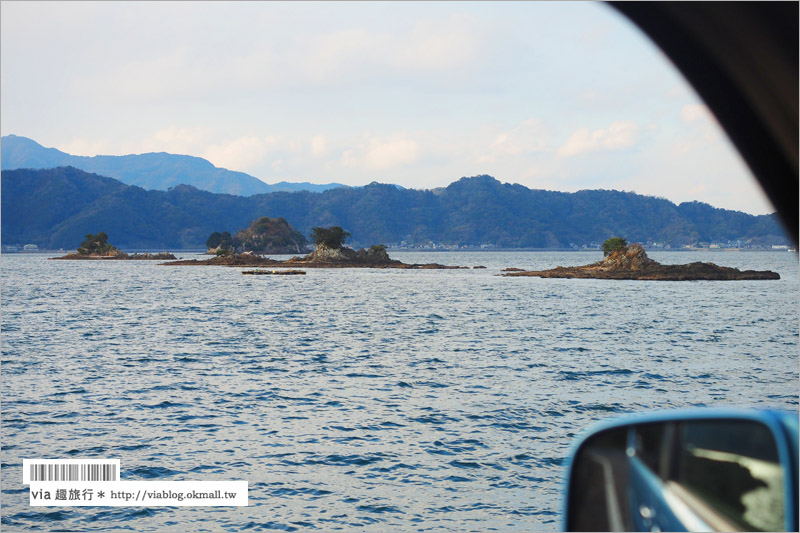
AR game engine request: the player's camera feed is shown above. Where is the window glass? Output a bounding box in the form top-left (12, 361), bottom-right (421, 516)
top-left (671, 420), bottom-right (783, 531)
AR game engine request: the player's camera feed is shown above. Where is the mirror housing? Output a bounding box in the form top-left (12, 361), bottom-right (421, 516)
top-left (563, 409), bottom-right (798, 532)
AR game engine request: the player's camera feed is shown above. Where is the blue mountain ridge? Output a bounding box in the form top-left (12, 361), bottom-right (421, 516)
top-left (0, 134), bottom-right (345, 196)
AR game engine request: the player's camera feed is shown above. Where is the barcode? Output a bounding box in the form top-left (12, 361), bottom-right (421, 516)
top-left (29, 463), bottom-right (117, 482)
top-left (23, 459), bottom-right (120, 484)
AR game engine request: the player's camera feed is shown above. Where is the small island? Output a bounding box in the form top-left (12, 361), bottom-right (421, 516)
top-left (205, 216), bottom-right (309, 255)
top-left (166, 224), bottom-right (466, 270)
top-left (242, 269), bottom-right (306, 275)
top-left (503, 238), bottom-right (780, 281)
top-left (52, 232), bottom-right (177, 260)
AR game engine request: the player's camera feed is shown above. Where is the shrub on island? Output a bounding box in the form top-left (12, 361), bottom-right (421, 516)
top-left (77, 232), bottom-right (120, 256)
top-left (602, 237), bottom-right (628, 257)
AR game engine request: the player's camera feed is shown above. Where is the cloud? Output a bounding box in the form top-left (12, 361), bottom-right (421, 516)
top-left (610, 124), bottom-right (774, 214)
top-left (475, 119), bottom-right (550, 164)
top-left (679, 103), bottom-right (721, 142)
top-left (57, 138), bottom-right (116, 156)
top-left (128, 130), bottom-right (308, 174)
top-left (391, 14), bottom-right (484, 72)
top-left (57, 127), bottom-right (214, 157)
top-left (67, 11), bottom-right (487, 107)
top-left (680, 103), bottom-right (713, 123)
top-left (70, 48), bottom-right (202, 103)
top-left (557, 121), bottom-right (640, 158)
top-left (139, 126), bottom-right (213, 155)
top-left (281, 12), bottom-right (487, 88)
top-left (341, 135), bottom-right (421, 172)
top-left (310, 135), bottom-right (330, 158)
top-left (202, 136), bottom-right (281, 172)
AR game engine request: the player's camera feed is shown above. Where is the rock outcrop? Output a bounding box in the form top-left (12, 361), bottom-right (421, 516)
top-left (503, 244), bottom-right (780, 280)
top-left (205, 217), bottom-right (309, 256)
top-left (164, 245), bottom-right (466, 269)
top-left (126, 252), bottom-right (178, 260)
top-left (296, 244), bottom-right (395, 265)
top-left (231, 217), bottom-right (310, 255)
top-left (53, 250), bottom-right (177, 260)
top-left (242, 269), bottom-right (306, 275)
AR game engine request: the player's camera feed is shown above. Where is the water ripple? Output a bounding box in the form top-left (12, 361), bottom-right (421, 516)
top-left (1, 251), bottom-right (797, 531)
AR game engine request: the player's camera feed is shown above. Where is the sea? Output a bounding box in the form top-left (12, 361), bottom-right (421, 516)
top-left (2, 250), bottom-right (798, 531)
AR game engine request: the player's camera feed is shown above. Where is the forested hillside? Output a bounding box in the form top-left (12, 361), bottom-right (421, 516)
top-left (1, 167), bottom-right (788, 249)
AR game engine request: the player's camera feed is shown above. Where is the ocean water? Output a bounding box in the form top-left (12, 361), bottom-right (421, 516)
top-left (2, 250), bottom-right (798, 531)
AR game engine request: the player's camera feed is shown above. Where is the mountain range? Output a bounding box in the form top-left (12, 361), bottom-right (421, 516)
top-left (0, 134), bottom-right (344, 195)
top-left (1, 166), bottom-right (788, 250)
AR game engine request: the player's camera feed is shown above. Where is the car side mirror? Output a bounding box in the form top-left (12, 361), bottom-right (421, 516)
top-left (564, 410), bottom-right (799, 532)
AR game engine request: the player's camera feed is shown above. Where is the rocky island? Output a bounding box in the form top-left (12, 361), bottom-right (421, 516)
top-left (165, 243), bottom-right (466, 269)
top-left (242, 269), bottom-right (306, 275)
top-left (52, 232), bottom-right (177, 260)
top-left (166, 224), bottom-right (466, 269)
top-left (503, 241), bottom-right (780, 281)
top-left (205, 216), bottom-right (309, 255)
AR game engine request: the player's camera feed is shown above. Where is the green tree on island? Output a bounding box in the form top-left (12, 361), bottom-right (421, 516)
top-left (311, 226), bottom-right (351, 249)
top-left (602, 237), bottom-right (628, 256)
top-left (77, 232), bottom-right (117, 255)
top-left (206, 231), bottom-right (233, 250)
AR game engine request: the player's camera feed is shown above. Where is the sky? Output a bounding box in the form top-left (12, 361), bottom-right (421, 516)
top-left (1, 1), bottom-right (774, 215)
